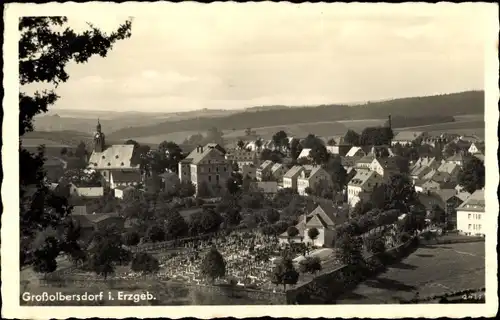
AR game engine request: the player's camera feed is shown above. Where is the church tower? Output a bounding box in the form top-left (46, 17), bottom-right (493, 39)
top-left (93, 119), bottom-right (106, 152)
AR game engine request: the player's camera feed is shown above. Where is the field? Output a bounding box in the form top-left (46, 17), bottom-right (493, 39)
top-left (335, 241), bottom-right (485, 304)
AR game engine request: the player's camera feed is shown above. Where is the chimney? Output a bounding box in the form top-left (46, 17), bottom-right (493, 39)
top-left (200, 146), bottom-right (204, 153)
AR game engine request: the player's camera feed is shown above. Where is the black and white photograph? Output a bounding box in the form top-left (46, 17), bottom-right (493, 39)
top-left (2, 2), bottom-right (498, 319)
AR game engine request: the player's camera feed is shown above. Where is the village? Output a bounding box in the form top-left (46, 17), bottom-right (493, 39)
top-left (20, 115), bottom-right (486, 304)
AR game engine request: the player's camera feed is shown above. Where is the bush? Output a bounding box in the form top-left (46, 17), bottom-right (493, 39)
top-left (131, 252), bottom-right (160, 274)
top-left (123, 231), bottom-right (140, 246)
top-left (399, 232), bottom-right (411, 243)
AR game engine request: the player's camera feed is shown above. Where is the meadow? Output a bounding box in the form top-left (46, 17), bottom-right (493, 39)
top-left (335, 241), bottom-right (485, 304)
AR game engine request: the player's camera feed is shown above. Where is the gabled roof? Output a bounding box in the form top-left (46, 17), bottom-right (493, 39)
top-left (433, 189), bottom-right (462, 203)
top-left (183, 143), bottom-right (226, 165)
top-left (72, 205), bottom-right (88, 215)
top-left (88, 145), bottom-right (138, 169)
top-left (345, 146), bottom-right (365, 157)
top-left (410, 165), bottom-right (432, 178)
top-left (392, 131), bottom-right (426, 141)
top-left (348, 170), bottom-right (378, 187)
top-left (356, 154), bottom-right (376, 164)
top-left (437, 162), bottom-right (459, 174)
top-left (111, 170), bottom-right (142, 183)
top-left (298, 165), bottom-right (325, 180)
top-left (297, 148), bottom-right (312, 159)
top-left (446, 153), bottom-right (468, 162)
top-left (271, 163), bottom-right (284, 173)
top-left (373, 157), bottom-right (399, 170)
top-left (457, 189), bottom-right (485, 212)
top-left (251, 181), bottom-right (278, 194)
top-left (258, 160), bottom-right (274, 170)
top-left (283, 165), bottom-right (304, 179)
top-left (473, 154), bottom-right (485, 162)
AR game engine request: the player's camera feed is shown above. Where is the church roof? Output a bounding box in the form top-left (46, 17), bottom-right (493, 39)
top-left (88, 145), bottom-right (139, 169)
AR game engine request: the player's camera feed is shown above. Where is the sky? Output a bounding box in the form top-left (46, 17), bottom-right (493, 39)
top-left (21, 3), bottom-right (491, 113)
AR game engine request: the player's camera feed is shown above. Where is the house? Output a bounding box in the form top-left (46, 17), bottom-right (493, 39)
top-left (417, 189), bottom-right (464, 228)
top-left (468, 142), bottom-right (485, 155)
top-left (410, 165), bottom-right (433, 183)
top-left (297, 165), bottom-right (332, 196)
top-left (72, 205), bottom-right (88, 215)
top-left (345, 146), bottom-right (366, 158)
top-left (421, 135), bottom-right (451, 148)
top-left (354, 155), bottom-right (375, 170)
top-left (251, 181), bottom-right (279, 194)
top-left (283, 165), bottom-right (304, 191)
top-left (365, 145), bottom-right (395, 158)
top-left (87, 120), bottom-right (141, 183)
top-left (473, 153), bottom-right (485, 163)
top-left (71, 212), bottom-right (125, 242)
top-left (411, 157), bottom-right (440, 171)
top-left (256, 160), bottom-right (274, 181)
top-left (270, 163), bottom-right (287, 182)
top-left (109, 171), bottom-right (142, 189)
top-left (414, 179), bottom-right (441, 193)
top-left (114, 185), bottom-right (135, 199)
top-left (178, 143), bottom-right (232, 196)
top-left (341, 156), bottom-right (361, 172)
top-left (437, 162), bottom-right (460, 179)
top-left (347, 170), bottom-right (383, 207)
top-left (458, 135), bottom-right (483, 144)
top-left (444, 153), bottom-right (470, 167)
top-left (456, 189), bottom-right (485, 236)
top-left (225, 149), bottom-right (258, 167)
top-left (158, 171), bottom-right (180, 194)
top-left (278, 203), bottom-right (348, 247)
top-left (391, 131), bottom-right (427, 146)
top-left (297, 148), bottom-right (312, 160)
top-left (370, 157), bottom-right (399, 181)
top-left (72, 184), bottom-right (105, 197)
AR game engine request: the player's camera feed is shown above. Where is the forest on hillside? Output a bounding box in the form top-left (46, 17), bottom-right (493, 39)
top-left (107, 91), bottom-right (484, 140)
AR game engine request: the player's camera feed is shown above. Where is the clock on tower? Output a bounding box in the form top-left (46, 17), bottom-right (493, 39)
top-left (93, 119), bottom-right (106, 152)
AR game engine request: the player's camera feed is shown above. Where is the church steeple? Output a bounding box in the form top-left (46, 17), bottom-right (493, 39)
top-left (94, 119), bottom-right (105, 152)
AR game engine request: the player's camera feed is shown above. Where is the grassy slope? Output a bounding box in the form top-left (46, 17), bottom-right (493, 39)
top-left (108, 91), bottom-right (484, 140)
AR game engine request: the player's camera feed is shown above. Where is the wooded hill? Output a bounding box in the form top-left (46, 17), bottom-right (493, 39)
top-left (107, 91), bottom-right (484, 140)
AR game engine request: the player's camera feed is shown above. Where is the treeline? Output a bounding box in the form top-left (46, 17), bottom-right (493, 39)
top-left (385, 115), bottom-right (455, 128)
top-left (108, 91), bottom-right (484, 139)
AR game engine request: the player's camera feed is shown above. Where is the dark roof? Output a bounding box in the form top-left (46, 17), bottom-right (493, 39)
top-left (72, 205), bottom-right (88, 215)
top-left (111, 170), bottom-right (141, 183)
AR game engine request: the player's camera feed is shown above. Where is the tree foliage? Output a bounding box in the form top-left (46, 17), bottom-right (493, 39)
top-left (200, 246), bottom-right (226, 283)
top-left (19, 16), bottom-right (132, 269)
top-left (270, 257), bottom-right (300, 291)
top-left (131, 252), bottom-right (160, 274)
top-left (298, 256), bottom-right (322, 274)
top-left (335, 233), bottom-right (364, 266)
top-left (457, 157), bottom-right (485, 194)
top-left (344, 129), bottom-right (360, 146)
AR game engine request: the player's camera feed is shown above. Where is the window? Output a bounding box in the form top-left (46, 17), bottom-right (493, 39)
top-left (468, 224), bottom-right (472, 230)
top-left (216, 175), bottom-right (220, 182)
top-left (224, 167), bottom-right (227, 172)
top-left (216, 167), bottom-right (219, 173)
top-left (208, 168), bottom-right (211, 173)
top-left (208, 176), bottom-right (212, 182)
top-left (468, 214), bottom-right (471, 219)
top-left (478, 224), bottom-right (481, 230)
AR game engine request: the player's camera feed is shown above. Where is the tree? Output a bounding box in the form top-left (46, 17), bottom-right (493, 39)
top-left (335, 232), bottom-right (364, 266)
top-left (289, 138), bottom-right (303, 162)
top-left (301, 134), bottom-right (324, 149)
top-left (145, 225), bottom-right (166, 243)
top-left (307, 227), bottom-right (319, 246)
top-left (323, 156), bottom-right (348, 192)
top-left (223, 206), bottom-right (242, 227)
top-left (272, 130), bottom-right (288, 151)
top-left (131, 252), bottom-right (160, 274)
top-left (364, 234), bottom-right (386, 254)
top-left (344, 130), bottom-right (360, 146)
top-left (32, 236), bottom-right (60, 274)
top-left (304, 187), bottom-right (313, 196)
top-left (286, 226), bottom-right (299, 243)
top-left (263, 208), bottom-right (280, 225)
top-left (270, 257), bottom-right (300, 291)
top-left (200, 246), bottom-right (226, 283)
top-left (327, 138), bottom-right (337, 146)
top-left (428, 204), bottom-right (446, 225)
top-left (443, 142), bottom-right (461, 158)
top-left (123, 231), bottom-right (140, 246)
top-left (177, 181), bottom-right (196, 198)
top-left (237, 140), bottom-right (245, 150)
top-left (226, 176), bottom-right (240, 195)
top-left (309, 144), bottom-right (329, 165)
top-left (157, 141), bottom-right (184, 173)
top-left (298, 256), bottom-right (322, 274)
top-left (360, 127), bottom-right (393, 146)
top-left (381, 174), bottom-right (419, 212)
top-left (89, 226), bottom-right (130, 279)
top-left (75, 141), bottom-right (88, 160)
top-left (457, 157), bottom-right (485, 193)
top-left (163, 209), bottom-right (189, 240)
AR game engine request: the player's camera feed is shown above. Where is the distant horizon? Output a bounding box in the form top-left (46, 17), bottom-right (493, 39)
top-left (45, 89), bottom-right (483, 115)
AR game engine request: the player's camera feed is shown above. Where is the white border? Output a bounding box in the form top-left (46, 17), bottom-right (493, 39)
top-left (2, 2), bottom-right (498, 319)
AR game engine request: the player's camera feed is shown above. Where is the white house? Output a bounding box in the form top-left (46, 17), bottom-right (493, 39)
top-left (278, 203), bottom-right (348, 247)
top-left (456, 189), bottom-right (485, 236)
top-left (468, 142), bottom-right (485, 155)
top-left (256, 160), bottom-right (274, 181)
top-left (109, 171), bottom-right (142, 190)
top-left (283, 166), bottom-right (304, 191)
top-left (297, 165), bottom-right (332, 196)
top-left (370, 157), bottom-right (399, 181)
top-left (347, 170), bottom-right (383, 207)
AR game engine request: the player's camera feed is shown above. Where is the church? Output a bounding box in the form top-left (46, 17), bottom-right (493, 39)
top-left (87, 120), bottom-right (142, 189)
